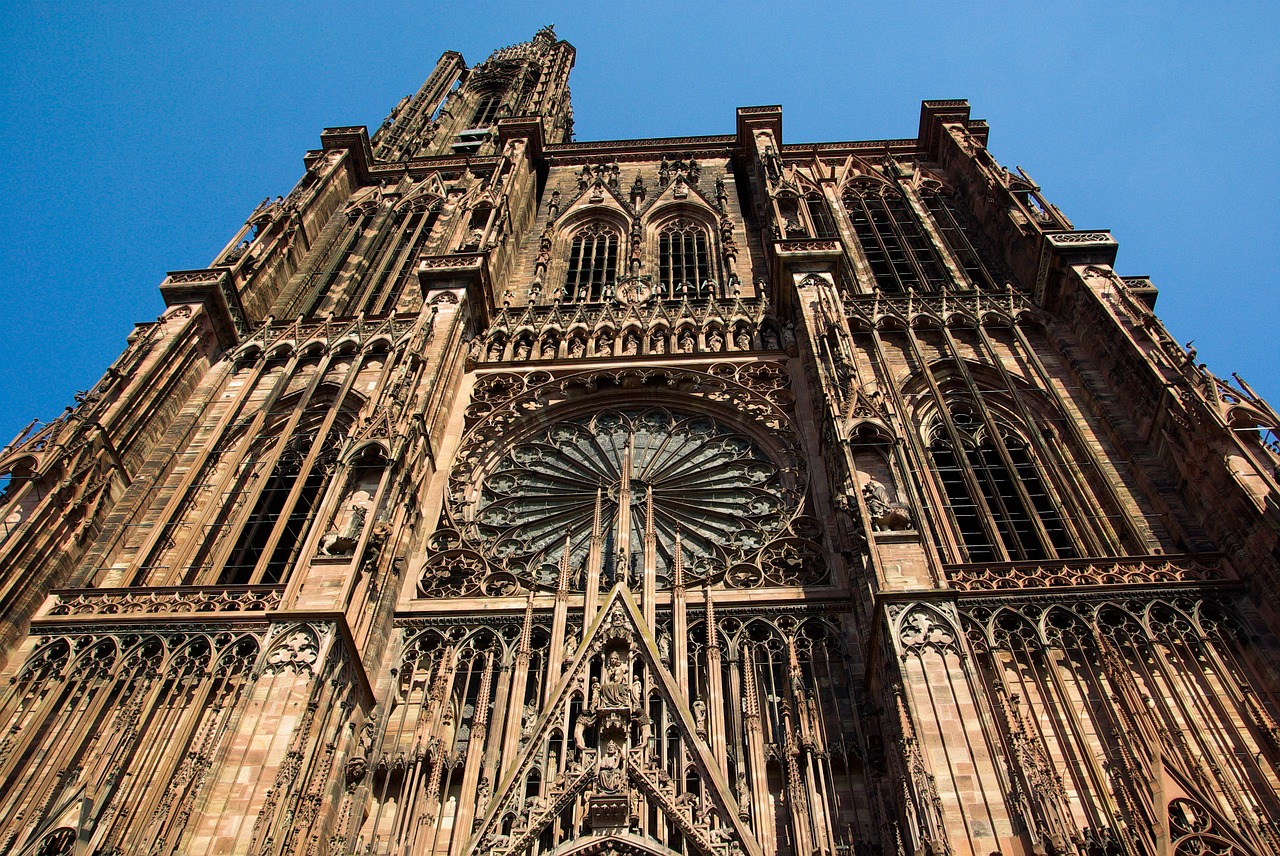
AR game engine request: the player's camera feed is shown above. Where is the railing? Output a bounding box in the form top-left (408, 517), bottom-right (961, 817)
top-left (843, 287), bottom-right (1036, 325)
top-left (945, 555), bottom-right (1224, 592)
top-left (43, 584), bottom-right (284, 618)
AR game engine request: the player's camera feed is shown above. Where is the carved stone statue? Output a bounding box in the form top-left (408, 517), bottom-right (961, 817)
top-left (598, 739), bottom-right (624, 792)
top-left (322, 504), bottom-right (367, 555)
top-left (597, 650), bottom-right (631, 707)
top-left (521, 701), bottom-right (537, 739)
top-left (862, 479), bottom-right (913, 532)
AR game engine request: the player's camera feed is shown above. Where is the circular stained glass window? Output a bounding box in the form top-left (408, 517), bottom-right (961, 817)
top-left (465, 408), bottom-right (794, 585)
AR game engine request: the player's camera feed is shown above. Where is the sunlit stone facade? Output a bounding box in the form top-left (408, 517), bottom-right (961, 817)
top-left (2, 26), bottom-right (1279, 856)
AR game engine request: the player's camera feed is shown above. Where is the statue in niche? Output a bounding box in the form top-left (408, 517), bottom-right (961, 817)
top-left (622, 332), bottom-right (639, 355)
top-left (597, 650), bottom-right (631, 708)
top-left (569, 336), bottom-right (586, 358)
top-left (322, 504), bottom-right (367, 556)
top-left (736, 771), bottom-right (751, 818)
top-left (595, 333), bottom-right (613, 356)
top-left (862, 479), bottom-right (913, 532)
top-left (781, 320), bottom-right (797, 354)
top-left (598, 739), bottom-right (625, 791)
top-left (735, 328), bottom-right (751, 350)
top-left (650, 333), bottom-right (666, 354)
top-left (487, 339), bottom-right (504, 361)
top-left (762, 326), bottom-right (780, 350)
top-left (521, 701), bottom-right (537, 739)
top-left (514, 339), bottom-right (531, 361)
top-left (657, 629), bottom-right (672, 665)
top-left (541, 338), bottom-right (557, 359)
top-left (692, 698), bottom-right (708, 736)
top-left (678, 330), bottom-right (695, 353)
top-left (706, 329), bottom-right (723, 352)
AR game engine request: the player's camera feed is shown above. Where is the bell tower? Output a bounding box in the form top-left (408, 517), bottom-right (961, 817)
top-left (373, 25), bottom-right (574, 162)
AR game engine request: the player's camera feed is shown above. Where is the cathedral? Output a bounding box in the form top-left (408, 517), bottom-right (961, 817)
top-left (3, 26), bottom-right (1280, 856)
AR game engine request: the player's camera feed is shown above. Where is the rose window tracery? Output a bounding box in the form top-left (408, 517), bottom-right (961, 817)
top-left (462, 408), bottom-right (794, 585)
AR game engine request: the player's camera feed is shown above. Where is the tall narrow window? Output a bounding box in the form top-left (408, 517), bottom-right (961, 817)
top-left (471, 93), bottom-right (501, 127)
top-left (357, 201), bottom-right (441, 315)
top-left (219, 396), bottom-right (355, 585)
top-left (563, 223), bottom-right (619, 301)
top-left (658, 219), bottom-right (711, 298)
top-left (806, 193), bottom-right (838, 239)
top-left (928, 407), bottom-right (1075, 562)
top-left (919, 186), bottom-right (998, 290)
top-left (842, 185), bottom-right (947, 293)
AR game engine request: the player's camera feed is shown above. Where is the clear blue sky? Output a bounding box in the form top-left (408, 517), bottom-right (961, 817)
top-left (1, 1), bottom-right (1276, 445)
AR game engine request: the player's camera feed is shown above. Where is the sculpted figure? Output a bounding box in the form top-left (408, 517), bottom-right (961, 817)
top-left (863, 479), bottom-right (913, 531)
top-left (597, 650), bottom-right (631, 707)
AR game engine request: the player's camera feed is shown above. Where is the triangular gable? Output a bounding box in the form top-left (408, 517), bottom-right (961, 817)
top-left (466, 584), bottom-right (762, 856)
top-left (639, 175), bottom-right (721, 221)
top-left (557, 178), bottom-right (634, 228)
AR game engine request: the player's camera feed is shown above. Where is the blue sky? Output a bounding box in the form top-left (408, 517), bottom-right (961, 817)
top-left (1, 1), bottom-right (1276, 445)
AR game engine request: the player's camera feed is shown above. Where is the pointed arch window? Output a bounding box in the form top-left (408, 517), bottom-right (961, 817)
top-left (356, 199), bottom-right (441, 315)
top-left (471, 92), bottom-right (501, 127)
top-left (805, 193), bottom-right (838, 239)
top-left (927, 405), bottom-right (1075, 562)
top-left (564, 222), bottom-right (619, 302)
top-left (842, 185), bottom-right (947, 293)
top-left (658, 219), bottom-right (711, 299)
top-left (919, 186), bottom-right (998, 290)
top-left (218, 393), bottom-right (358, 585)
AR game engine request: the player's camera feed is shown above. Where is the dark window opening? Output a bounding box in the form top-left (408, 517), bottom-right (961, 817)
top-left (564, 224), bottom-right (618, 301)
top-left (658, 221), bottom-right (711, 299)
top-left (806, 194), bottom-right (838, 239)
top-left (920, 188), bottom-right (999, 290)
top-left (472, 93), bottom-right (501, 127)
top-left (843, 189), bottom-right (948, 293)
top-left (929, 415), bottom-right (1076, 562)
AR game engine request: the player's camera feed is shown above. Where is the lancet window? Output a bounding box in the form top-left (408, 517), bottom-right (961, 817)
top-left (351, 199), bottom-right (440, 315)
top-left (471, 92), bottom-right (502, 127)
top-left (918, 186), bottom-right (998, 290)
top-left (927, 404), bottom-right (1075, 562)
top-left (658, 219), bottom-right (712, 298)
top-left (842, 185), bottom-right (947, 293)
top-left (304, 204), bottom-right (382, 317)
top-left (0, 633), bottom-right (259, 851)
top-left (805, 193), bottom-right (839, 239)
top-left (563, 222), bottom-right (619, 302)
top-left (216, 392), bottom-right (359, 585)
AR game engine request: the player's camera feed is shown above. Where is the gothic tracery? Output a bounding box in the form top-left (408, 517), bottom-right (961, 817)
top-left (0, 31), bottom-right (1276, 856)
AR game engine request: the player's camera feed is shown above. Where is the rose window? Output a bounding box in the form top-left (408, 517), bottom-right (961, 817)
top-left (464, 408), bottom-right (794, 584)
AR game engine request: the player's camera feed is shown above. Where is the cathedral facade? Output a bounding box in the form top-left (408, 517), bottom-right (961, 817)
top-left (1, 26), bottom-right (1279, 856)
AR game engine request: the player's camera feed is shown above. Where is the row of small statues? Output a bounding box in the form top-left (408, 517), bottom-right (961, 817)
top-left (477, 326), bottom-right (783, 362)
